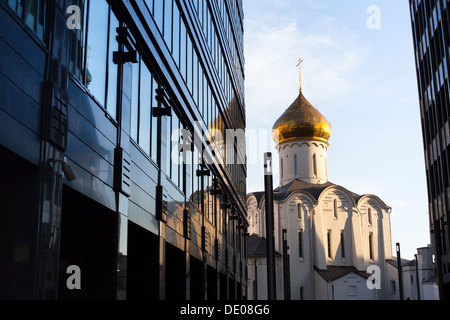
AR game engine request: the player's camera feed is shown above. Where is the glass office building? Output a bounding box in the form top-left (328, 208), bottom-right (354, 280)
top-left (0, 0), bottom-right (247, 300)
top-left (409, 0), bottom-right (450, 299)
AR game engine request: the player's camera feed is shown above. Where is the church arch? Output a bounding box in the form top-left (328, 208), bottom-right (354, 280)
top-left (282, 192), bottom-right (316, 227)
top-left (247, 195), bottom-right (260, 233)
top-left (357, 195), bottom-right (392, 222)
top-left (318, 185), bottom-right (358, 210)
top-left (357, 195), bottom-right (391, 212)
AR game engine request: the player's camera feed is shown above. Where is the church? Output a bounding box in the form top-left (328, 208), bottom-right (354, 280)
top-left (247, 69), bottom-right (397, 300)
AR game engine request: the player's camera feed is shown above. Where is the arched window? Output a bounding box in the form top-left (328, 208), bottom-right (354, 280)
top-left (368, 207), bottom-right (373, 225)
top-left (327, 230), bottom-right (332, 259)
top-left (281, 158), bottom-right (284, 179)
top-left (369, 232), bottom-right (374, 260)
top-left (294, 155), bottom-right (298, 176)
top-left (390, 280), bottom-right (397, 294)
top-left (340, 230), bottom-right (346, 258)
top-left (333, 199), bottom-right (338, 219)
top-left (313, 154), bottom-right (317, 176)
top-left (298, 230), bottom-right (304, 258)
top-left (297, 203), bottom-right (302, 220)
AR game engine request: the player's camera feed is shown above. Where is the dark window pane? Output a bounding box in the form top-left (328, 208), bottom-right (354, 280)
top-left (179, 134), bottom-right (184, 190)
top-left (86, 1), bottom-right (109, 106)
top-left (193, 53), bottom-right (198, 106)
top-left (69, 1), bottom-right (86, 81)
top-left (171, 115), bottom-right (179, 184)
top-left (24, 0), bottom-right (45, 40)
top-left (131, 58), bottom-right (140, 142)
top-left (180, 22), bottom-right (187, 81)
top-left (7, 0), bottom-right (46, 41)
top-left (106, 11), bottom-right (119, 118)
top-left (172, 2), bottom-right (180, 66)
top-left (199, 72), bottom-right (204, 116)
top-left (151, 78), bottom-right (158, 160)
top-left (139, 63), bottom-right (152, 156)
top-left (187, 36), bottom-right (193, 93)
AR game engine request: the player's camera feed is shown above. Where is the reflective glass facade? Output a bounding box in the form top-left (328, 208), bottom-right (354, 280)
top-left (0, 0), bottom-right (247, 300)
top-left (410, 0), bottom-right (450, 299)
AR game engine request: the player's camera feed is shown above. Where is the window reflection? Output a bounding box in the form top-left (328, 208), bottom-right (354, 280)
top-left (65, 0), bottom-right (247, 208)
top-left (24, 0), bottom-right (45, 40)
top-left (131, 58), bottom-right (140, 142)
top-left (193, 54), bottom-right (198, 105)
top-left (6, 0), bottom-right (47, 41)
top-left (107, 12), bottom-right (119, 118)
top-left (86, 1), bottom-right (108, 106)
top-left (180, 22), bottom-right (187, 81)
top-left (69, 0), bottom-right (86, 81)
top-left (172, 3), bottom-right (180, 66)
top-left (164, 0), bottom-right (172, 49)
top-left (154, 0), bottom-right (164, 31)
top-left (187, 37), bottom-right (192, 93)
top-left (185, 144), bottom-right (191, 198)
top-left (130, 55), bottom-right (158, 161)
top-left (151, 78), bottom-right (158, 160)
top-left (143, 0), bottom-right (154, 15)
top-left (171, 114), bottom-right (180, 187)
top-left (68, 1), bottom-right (120, 118)
top-left (139, 62), bottom-right (152, 156)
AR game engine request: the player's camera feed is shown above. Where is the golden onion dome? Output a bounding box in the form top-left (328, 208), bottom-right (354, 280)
top-left (272, 91), bottom-right (332, 145)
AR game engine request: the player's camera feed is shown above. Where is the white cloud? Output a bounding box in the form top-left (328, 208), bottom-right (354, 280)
top-left (245, 13), bottom-right (370, 130)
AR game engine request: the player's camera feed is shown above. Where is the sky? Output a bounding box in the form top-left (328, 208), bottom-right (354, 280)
top-left (243, 0), bottom-right (430, 259)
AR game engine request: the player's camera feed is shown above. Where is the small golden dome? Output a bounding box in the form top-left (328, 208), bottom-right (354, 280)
top-left (272, 92), bottom-right (332, 144)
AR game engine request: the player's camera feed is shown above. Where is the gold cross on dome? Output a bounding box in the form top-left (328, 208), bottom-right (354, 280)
top-left (296, 58), bottom-right (304, 93)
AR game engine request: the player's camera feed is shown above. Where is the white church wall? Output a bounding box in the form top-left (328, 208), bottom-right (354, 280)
top-left (357, 197), bottom-right (393, 269)
top-left (422, 282), bottom-right (439, 300)
top-left (247, 257), bottom-right (285, 300)
top-left (350, 210), bottom-right (366, 271)
top-left (357, 197), bottom-right (393, 300)
top-left (312, 205), bottom-right (328, 270)
top-left (417, 246), bottom-right (439, 300)
top-left (381, 207), bottom-right (393, 259)
top-left (359, 200), bottom-right (380, 267)
top-left (418, 246), bottom-right (436, 285)
top-left (331, 274), bottom-right (377, 300)
top-left (314, 273), bottom-right (377, 300)
top-left (385, 263), bottom-right (401, 300)
top-left (402, 265), bottom-right (419, 300)
top-left (314, 273), bottom-right (329, 300)
top-left (283, 194), bottom-right (315, 300)
top-left (316, 188), bottom-right (356, 268)
top-left (275, 204), bottom-right (282, 254)
top-left (247, 258), bottom-right (257, 300)
top-left (278, 140), bottom-right (328, 186)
